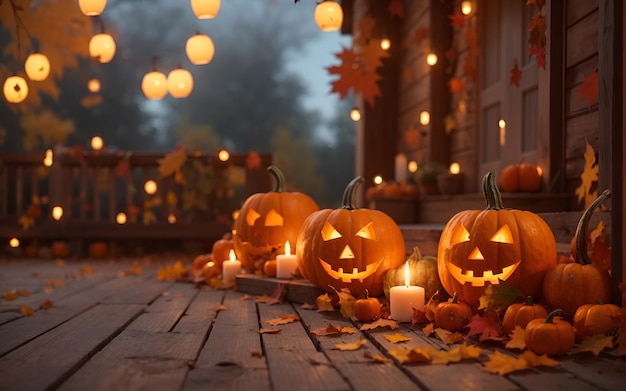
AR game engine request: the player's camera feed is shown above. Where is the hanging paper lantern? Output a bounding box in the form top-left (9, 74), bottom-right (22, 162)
top-left (185, 33), bottom-right (215, 65)
top-left (89, 33), bottom-right (116, 63)
top-left (24, 53), bottom-right (50, 81)
top-left (78, 0), bottom-right (107, 16)
top-left (3, 75), bottom-right (29, 103)
top-left (167, 67), bottom-right (194, 98)
top-left (190, 0), bottom-right (221, 19)
top-left (142, 71), bottom-right (167, 99)
top-left (314, 1), bottom-right (343, 32)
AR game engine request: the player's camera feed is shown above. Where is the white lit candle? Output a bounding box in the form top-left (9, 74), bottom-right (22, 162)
top-left (395, 153), bottom-right (408, 183)
top-left (222, 249), bottom-right (242, 284)
top-left (390, 262), bottom-right (425, 322)
top-left (276, 241), bottom-right (298, 279)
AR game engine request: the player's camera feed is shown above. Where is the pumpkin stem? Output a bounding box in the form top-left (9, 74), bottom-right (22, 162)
top-left (524, 296), bottom-right (535, 306)
top-left (342, 176), bottom-right (364, 210)
top-left (451, 292), bottom-right (459, 304)
top-left (544, 309), bottom-right (563, 324)
top-left (267, 165), bottom-right (285, 192)
top-left (364, 289), bottom-right (370, 299)
top-left (410, 247), bottom-right (423, 261)
top-left (482, 172), bottom-right (504, 210)
top-left (574, 189), bottom-right (611, 265)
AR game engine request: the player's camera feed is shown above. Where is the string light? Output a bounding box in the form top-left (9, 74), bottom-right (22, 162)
top-left (3, 76), bottom-right (29, 103)
top-left (89, 32), bottom-right (116, 63)
top-left (419, 111), bottom-right (430, 126)
top-left (78, 0), bottom-right (107, 16)
top-left (218, 149), bottom-right (230, 161)
top-left (426, 52), bottom-right (438, 66)
top-left (144, 180), bottom-right (158, 195)
top-left (24, 53), bottom-right (50, 81)
top-left (314, 1), bottom-right (343, 32)
top-left (190, 0), bottom-right (221, 19)
top-left (350, 108), bottom-right (361, 122)
top-left (380, 38), bottom-right (391, 51)
top-left (167, 66), bottom-right (194, 98)
top-left (87, 78), bottom-right (101, 93)
top-left (461, 1), bottom-right (473, 15)
top-left (185, 32), bottom-right (215, 65)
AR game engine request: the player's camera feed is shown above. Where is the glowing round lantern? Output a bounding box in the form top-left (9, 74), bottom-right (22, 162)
top-left (314, 1), bottom-right (344, 32)
top-left (190, 0), bottom-right (221, 19)
top-left (91, 136), bottom-right (104, 151)
top-left (141, 71), bottom-right (167, 99)
top-left (218, 149), bottom-right (229, 162)
top-left (144, 180), bottom-right (157, 195)
top-left (24, 53), bottom-right (50, 81)
top-left (89, 33), bottom-right (116, 63)
top-left (3, 75), bottom-right (29, 103)
top-left (78, 0), bottom-right (107, 16)
top-left (167, 67), bottom-right (194, 98)
top-left (185, 33), bottom-right (215, 65)
top-left (52, 206), bottom-right (63, 221)
top-left (87, 78), bottom-right (101, 93)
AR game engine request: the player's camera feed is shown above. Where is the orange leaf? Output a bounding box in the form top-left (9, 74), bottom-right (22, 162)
top-left (315, 293), bottom-right (335, 312)
top-left (578, 69), bottom-right (598, 108)
top-left (519, 350), bottom-right (559, 367)
top-left (466, 312), bottom-right (503, 341)
top-left (384, 333), bottom-right (412, 344)
top-left (40, 299), bottom-right (53, 309)
top-left (266, 313), bottom-right (299, 326)
top-left (3, 290), bottom-right (20, 301)
top-left (410, 27), bottom-right (427, 46)
top-left (448, 77), bottom-right (465, 94)
top-left (422, 322), bottom-right (435, 337)
top-left (20, 305), bottom-right (35, 316)
top-left (311, 323), bottom-right (343, 336)
top-left (434, 327), bottom-right (465, 345)
top-left (574, 141), bottom-right (599, 208)
top-left (360, 318), bottom-right (399, 331)
top-left (571, 334), bottom-right (614, 356)
top-left (509, 61), bottom-right (522, 87)
top-left (448, 12), bottom-right (466, 28)
top-left (364, 351), bottom-right (391, 363)
top-left (387, 0), bottom-right (403, 17)
top-left (483, 351), bottom-right (529, 375)
top-left (505, 325), bottom-right (527, 350)
top-left (335, 288), bottom-right (356, 319)
top-left (334, 339), bottom-right (367, 351)
top-left (212, 304), bottom-right (229, 312)
top-left (251, 350), bottom-right (263, 357)
top-left (388, 347), bottom-right (431, 364)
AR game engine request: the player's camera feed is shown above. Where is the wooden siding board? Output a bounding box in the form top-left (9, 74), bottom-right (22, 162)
top-left (566, 9), bottom-right (599, 67)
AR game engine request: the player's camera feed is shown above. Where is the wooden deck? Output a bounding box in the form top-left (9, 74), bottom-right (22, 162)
top-left (1, 258), bottom-right (624, 391)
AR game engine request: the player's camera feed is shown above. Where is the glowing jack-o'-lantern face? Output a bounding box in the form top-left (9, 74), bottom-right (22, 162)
top-left (233, 166), bottom-right (319, 271)
top-left (297, 177), bottom-right (406, 297)
top-left (437, 173), bottom-right (557, 308)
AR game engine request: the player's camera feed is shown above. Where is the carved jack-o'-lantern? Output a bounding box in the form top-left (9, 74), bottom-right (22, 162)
top-left (233, 166), bottom-right (319, 271)
top-left (437, 173), bottom-right (557, 308)
top-left (297, 177), bottom-right (406, 297)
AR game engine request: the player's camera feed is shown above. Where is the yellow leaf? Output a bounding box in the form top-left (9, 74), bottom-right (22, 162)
top-left (483, 351), bottom-right (529, 375)
top-left (3, 290), bottom-right (19, 301)
top-left (364, 352), bottom-right (391, 363)
top-left (158, 148), bottom-right (187, 178)
top-left (20, 305), bottom-right (35, 316)
top-left (422, 322), bottom-right (435, 337)
top-left (571, 334), bottom-right (614, 356)
top-left (316, 293), bottom-right (335, 312)
top-left (360, 318), bottom-right (399, 331)
top-left (575, 141), bottom-right (599, 208)
top-left (388, 347), bottom-right (431, 364)
top-left (459, 343), bottom-right (482, 359)
top-left (266, 314), bottom-right (300, 326)
top-left (434, 327), bottom-right (465, 345)
top-left (428, 345), bottom-right (462, 365)
top-left (334, 339), bottom-right (367, 351)
top-left (384, 333), bottom-right (412, 344)
top-left (311, 323), bottom-right (343, 336)
top-left (337, 288), bottom-right (356, 319)
top-left (505, 325), bottom-right (527, 350)
top-left (519, 350), bottom-right (560, 367)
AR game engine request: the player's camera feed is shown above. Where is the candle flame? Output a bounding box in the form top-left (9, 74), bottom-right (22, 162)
top-left (285, 241), bottom-right (291, 256)
top-left (404, 262), bottom-right (410, 287)
top-left (229, 249), bottom-right (236, 261)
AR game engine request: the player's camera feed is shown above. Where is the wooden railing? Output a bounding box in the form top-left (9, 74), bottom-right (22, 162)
top-left (0, 150), bottom-right (272, 253)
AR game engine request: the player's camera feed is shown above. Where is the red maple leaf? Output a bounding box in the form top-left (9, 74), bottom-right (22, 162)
top-left (448, 12), bottom-right (466, 28)
top-left (526, 0), bottom-right (545, 11)
top-left (410, 27), bottom-right (427, 46)
top-left (528, 45), bottom-right (546, 69)
top-left (528, 14), bottom-right (547, 49)
top-left (388, 0), bottom-right (403, 17)
top-left (463, 56), bottom-right (477, 80)
top-left (509, 61), bottom-right (522, 87)
top-left (448, 77), bottom-right (465, 93)
top-left (578, 69), bottom-right (599, 108)
top-left (466, 312), bottom-right (503, 342)
top-left (360, 40), bottom-right (390, 71)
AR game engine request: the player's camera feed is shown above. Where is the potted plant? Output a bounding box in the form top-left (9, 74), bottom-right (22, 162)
top-left (416, 162), bottom-right (447, 195)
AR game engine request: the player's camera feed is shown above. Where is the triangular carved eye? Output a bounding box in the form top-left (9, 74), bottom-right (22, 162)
top-left (264, 209), bottom-right (283, 226)
top-left (355, 222), bottom-right (376, 240)
top-left (246, 209), bottom-right (261, 226)
top-left (490, 225), bottom-right (513, 243)
top-left (321, 221), bottom-right (342, 241)
top-left (451, 224), bottom-right (470, 244)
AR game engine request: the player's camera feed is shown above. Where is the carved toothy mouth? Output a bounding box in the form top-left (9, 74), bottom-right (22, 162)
top-left (448, 261), bottom-right (521, 287)
top-left (319, 259), bottom-right (383, 283)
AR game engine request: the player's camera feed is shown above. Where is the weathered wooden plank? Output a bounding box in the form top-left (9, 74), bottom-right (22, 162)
top-left (100, 270), bottom-right (171, 305)
top-left (183, 290), bottom-right (269, 391)
top-left (566, 9), bottom-right (599, 67)
top-left (0, 303), bottom-right (144, 391)
top-left (296, 306), bottom-right (423, 391)
top-left (235, 275), bottom-right (325, 304)
top-left (557, 356), bottom-right (626, 391)
top-left (258, 302), bottom-right (349, 391)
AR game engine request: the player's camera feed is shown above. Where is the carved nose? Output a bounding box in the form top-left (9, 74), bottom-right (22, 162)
top-left (340, 245), bottom-right (355, 259)
top-left (469, 247), bottom-right (484, 260)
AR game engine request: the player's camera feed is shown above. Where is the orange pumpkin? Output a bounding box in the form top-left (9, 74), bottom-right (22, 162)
top-left (297, 177), bottom-right (406, 297)
top-left (50, 241), bottom-right (70, 259)
top-left (542, 190), bottom-right (612, 314)
top-left (573, 302), bottom-right (622, 340)
top-left (263, 259), bottom-right (277, 277)
top-left (233, 166), bottom-right (319, 272)
top-left (437, 172), bottom-right (557, 308)
top-left (88, 241), bottom-right (108, 259)
top-left (192, 253), bottom-right (213, 276)
top-left (525, 309), bottom-right (575, 356)
top-left (499, 163), bottom-right (542, 192)
top-left (502, 296), bottom-right (548, 334)
top-left (434, 292), bottom-right (472, 331)
top-left (211, 234), bottom-right (234, 268)
top-left (353, 289), bottom-right (382, 322)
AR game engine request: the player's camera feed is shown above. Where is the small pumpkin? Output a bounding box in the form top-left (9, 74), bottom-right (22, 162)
top-left (542, 190), bottom-right (612, 314)
top-left (211, 234), bottom-right (234, 268)
top-left (383, 246), bottom-right (442, 300)
top-left (233, 165), bottom-right (319, 272)
top-left (50, 241), bottom-right (70, 259)
top-left (192, 253), bottom-right (213, 276)
top-left (525, 309), bottom-right (575, 356)
top-left (353, 289), bottom-right (381, 322)
top-left (88, 241), bottom-right (108, 259)
top-left (573, 301), bottom-right (622, 340)
top-left (434, 292), bottom-right (472, 331)
top-left (502, 296), bottom-right (548, 334)
top-left (263, 259), bottom-right (277, 277)
top-left (297, 176), bottom-right (406, 297)
top-left (499, 163), bottom-right (542, 192)
top-left (437, 172), bottom-right (557, 308)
